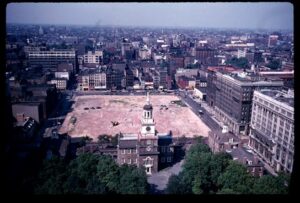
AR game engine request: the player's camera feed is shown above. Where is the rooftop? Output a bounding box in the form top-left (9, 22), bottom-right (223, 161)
top-left (229, 147), bottom-right (264, 167)
top-left (259, 89), bottom-right (294, 107)
top-left (119, 139), bottom-right (137, 149)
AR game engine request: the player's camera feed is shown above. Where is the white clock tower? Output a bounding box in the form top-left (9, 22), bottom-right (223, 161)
top-left (141, 92), bottom-right (156, 136)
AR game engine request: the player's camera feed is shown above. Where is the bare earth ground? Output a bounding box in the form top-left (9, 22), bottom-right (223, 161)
top-left (59, 95), bottom-right (211, 141)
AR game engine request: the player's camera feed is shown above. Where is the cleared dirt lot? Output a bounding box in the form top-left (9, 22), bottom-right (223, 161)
top-left (59, 95), bottom-right (211, 141)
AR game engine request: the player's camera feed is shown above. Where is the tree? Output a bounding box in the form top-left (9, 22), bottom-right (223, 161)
top-left (166, 172), bottom-right (192, 194)
top-left (118, 165), bottom-right (149, 194)
top-left (96, 155), bottom-right (120, 192)
top-left (167, 142), bottom-right (232, 194)
top-left (183, 152), bottom-right (232, 193)
top-left (34, 156), bottom-right (68, 194)
top-left (63, 153), bottom-right (100, 194)
top-left (34, 153), bottom-right (149, 194)
top-left (192, 175), bottom-right (204, 194)
top-left (186, 142), bottom-right (211, 156)
top-left (193, 135), bottom-right (205, 144)
top-left (184, 152), bottom-right (212, 194)
top-left (85, 176), bottom-right (108, 194)
top-left (216, 188), bottom-right (240, 194)
top-left (98, 134), bottom-right (110, 144)
top-left (266, 59), bottom-right (281, 70)
top-left (209, 152), bottom-right (232, 191)
top-left (252, 173), bottom-right (290, 194)
top-left (68, 153), bottom-right (99, 180)
top-left (226, 57), bottom-right (249, 69)
top-left (166, 174), bottom-right (182, 194)
top-left (217, 161), bottom-right (255, 194)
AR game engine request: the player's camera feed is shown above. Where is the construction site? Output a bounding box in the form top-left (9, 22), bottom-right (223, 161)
top-left (59, 95), bottom-right (211, 141)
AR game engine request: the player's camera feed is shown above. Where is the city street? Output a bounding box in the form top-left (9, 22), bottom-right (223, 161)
top-left (177, 90), bottom-right (221, 132)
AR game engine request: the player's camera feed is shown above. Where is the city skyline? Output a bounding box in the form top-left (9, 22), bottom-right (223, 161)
top-left (6, 2), bottom-right (293, 31)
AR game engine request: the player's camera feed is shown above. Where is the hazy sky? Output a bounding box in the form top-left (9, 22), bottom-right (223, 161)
top-left (6, 3), bottom-right (293, 30)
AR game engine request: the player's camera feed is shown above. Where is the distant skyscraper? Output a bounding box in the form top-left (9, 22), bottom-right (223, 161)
top-left (39, 26), bottom-right (44, 35)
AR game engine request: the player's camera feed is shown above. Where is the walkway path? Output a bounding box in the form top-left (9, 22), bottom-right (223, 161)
top-left (147, 159), bottom-right (184, 194)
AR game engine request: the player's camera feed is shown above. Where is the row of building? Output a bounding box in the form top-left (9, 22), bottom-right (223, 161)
top-left (196, 66), bottom-right (294, 174)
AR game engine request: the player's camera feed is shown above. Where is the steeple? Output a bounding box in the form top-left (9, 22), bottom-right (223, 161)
top-left (141, 91), bottom-right (155, 136)
top-left (143, 92), bottom-right (152, 111)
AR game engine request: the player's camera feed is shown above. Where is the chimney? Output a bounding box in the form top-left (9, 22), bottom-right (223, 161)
top-left (222, 125), bottom-right (228, 134)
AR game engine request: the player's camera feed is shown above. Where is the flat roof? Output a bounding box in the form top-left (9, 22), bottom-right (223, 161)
top-left (260, 89), bottom-right (294, 107)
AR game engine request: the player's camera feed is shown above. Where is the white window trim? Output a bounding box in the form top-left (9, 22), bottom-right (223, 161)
top-left (143, 156), bottom-right (153, 166)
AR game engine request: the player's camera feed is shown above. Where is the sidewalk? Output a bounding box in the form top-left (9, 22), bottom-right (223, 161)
top-left (147, 159), bottom-right (184, 193)
top-left (202, 103), bottom-right (223, 127)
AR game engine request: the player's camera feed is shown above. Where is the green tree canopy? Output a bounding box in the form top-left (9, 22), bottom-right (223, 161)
top-left (34, 156), bottom-right (68, 194)
top-left (34, 153), bottom-right (149, 194)
top-left (118, 165), bottom-right (148, 194)
top-left (168, 142), bottom-right (232, 194)
top-left (226, 57), bottom-right (249, 69)
top-left (252, 173), bottom-right (290, 194)
top-left (266, 59), bottom-right (281, 70)
top-left (217, 161), bottom-right (255, 194)
top-left (98, 134), bottom-right (111, 144)
top-left (216, 188), bottom-right (241, 194)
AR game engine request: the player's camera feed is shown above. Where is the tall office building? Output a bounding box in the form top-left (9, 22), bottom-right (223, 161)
top-left (249, 89), bottom-right (294, 174)
top-left (211, 71), bottom-right (283, 135)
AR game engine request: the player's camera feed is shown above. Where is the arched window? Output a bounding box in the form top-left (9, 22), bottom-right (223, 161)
top-left (143, 156), bottom-right (153, 165)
